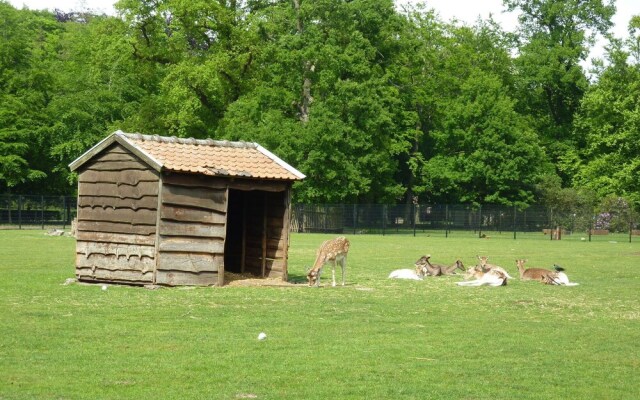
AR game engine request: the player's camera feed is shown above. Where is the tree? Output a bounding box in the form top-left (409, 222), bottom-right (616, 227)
top-left (573, 16), bottom-right (640, 208)
top-left (220, 0), bottom-right (406, 203)
top-left (392, 8), bottom-right (550, 206)
top-left (0, 3), bottom-right (56, 191)
top-left (504, 0), bottom-right (616, 184)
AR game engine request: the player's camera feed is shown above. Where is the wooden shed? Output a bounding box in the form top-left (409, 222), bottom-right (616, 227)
top-left (69, 131), bottom-right (305, 286)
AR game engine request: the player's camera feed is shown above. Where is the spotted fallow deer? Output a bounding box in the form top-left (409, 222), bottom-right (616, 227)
top-left (515, 259), bottom-right (579, 286)
top-left (477, 255), bottom-right (514, 279)
top-left (457, 265), bottom-right (508, 287)
top-left (307, 236), bottom-right (350, 287)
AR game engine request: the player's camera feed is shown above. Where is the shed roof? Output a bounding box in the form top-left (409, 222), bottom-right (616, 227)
top-left (69, 131), bottom-right (306, 181)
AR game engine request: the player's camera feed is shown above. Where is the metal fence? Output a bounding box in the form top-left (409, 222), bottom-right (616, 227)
top-left (0, 195), bottom-right (77, 229)
top-left (2, 195), bottom-right (639, 242)
top-left (291, 204), bottom-right (640, 241)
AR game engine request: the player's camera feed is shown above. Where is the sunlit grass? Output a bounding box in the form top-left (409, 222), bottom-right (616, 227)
top-left (0, 231), bottom-right (638, 399)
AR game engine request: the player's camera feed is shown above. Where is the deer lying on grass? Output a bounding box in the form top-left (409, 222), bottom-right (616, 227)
top-left (477, 255), bottom-right (513, 279)
top-left (414, 255), bottom-right (442, 276)
top-left (515, 259), bottom-right (579, 286)
top-left (440, 260), bottom-right (466, 275)
top-left (457, 265), bottom-right (508, 287)
top-left (388, 268), bottom-right (424, 280)
top-left (412, 256), bottom-right (466, 276)
top-left (307, 236), bottom-right (350, 287)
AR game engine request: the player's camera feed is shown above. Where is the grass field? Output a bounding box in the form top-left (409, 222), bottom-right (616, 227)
top-left (0, 230), bottom-right (639, 399)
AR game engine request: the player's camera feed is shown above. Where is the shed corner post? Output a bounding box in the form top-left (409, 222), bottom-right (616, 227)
top-left (283, 186), bottom-right (293, 282)
top-left (218, 185), bottom-right (231, 287)
top-left (152, 174), bottom-right (164, 286)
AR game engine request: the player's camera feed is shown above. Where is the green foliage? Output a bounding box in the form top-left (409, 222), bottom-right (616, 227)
top-left (505, 0), bottom-right (616, 184)
top-left (573, 26), bottom-right (640, 207)
top-left (0, 0), bottom-right (637, 209)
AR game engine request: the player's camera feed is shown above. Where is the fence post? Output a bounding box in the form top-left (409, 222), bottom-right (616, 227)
top-left (513, 205), bottom-right (517, 240)
top-left (478, 205), bottom-right (482, 238)
top-left (413, 203), bottom-right (417, 237)
top-left (382, 205), bottom-right (386, 236)
top-left (18, 195), bottom-right (22, 229)
top-left (629, 221), bottom-right (632, 243)
top-left (353, 204), bottom-right (357, 235)
top-left (445, 204), bottom-right (449, 238)
top-left (589, 214), bottom-right (593, 242)
top-left (62, 196), bottom-right (67, 230)
top-left (41, 195), bottom-right (45, 230)
top-left (6, 194), bottom-right (11, 224)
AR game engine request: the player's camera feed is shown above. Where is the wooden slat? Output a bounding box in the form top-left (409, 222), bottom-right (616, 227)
top-left (245, 259), bottom-right (286, 273)
top-left (78, 195), bottom-right (158, 210)
top-left (162, 184), bottom-right (227, 212)
top-left (229, 180), bottom-right (288, 192)
top-left (93, 152), bottom-right (137, 162)
top-left (76, 253), bottom-right (155, 272)
top-left (157, 252), bottom-right (222, 273)
top-left (162, 172), bottom-right (289, 192)
top-left (76, 267), bottom-right (153, 283)
top-left (158, 237), bottom-right (224, 254)
top-left (76, 220), bottom-right (156, 235)
top-left (79, 170), bottom-right (158, 185)
top-left (79, 181), bottom-right (159, 199)
top-left (160, 205), bottom-right (225, 224)
top-left (86, 160), bottom-right (149, 171)
top-left (75, 231), bottom-right (156, 246)
top-left (162, 173), bottom-right (228, 190)
top-left (78, 206), bottom-right (157, 225)
top-left (154, 270), bottom-right (218, 286)
top-left (76, 241), bottom-right (156, 259)
top-left (158, 220), bottom-right (225, 238)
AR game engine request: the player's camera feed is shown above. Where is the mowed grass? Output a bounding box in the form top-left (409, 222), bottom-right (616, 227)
top-left (0, 231), bottom-right (639, 399)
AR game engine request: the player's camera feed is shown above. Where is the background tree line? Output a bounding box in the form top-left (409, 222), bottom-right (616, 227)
top-left (1, 0), bottom-right (639, 215)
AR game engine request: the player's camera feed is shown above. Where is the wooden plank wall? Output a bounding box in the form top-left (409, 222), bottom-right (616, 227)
top-left (75, 144), bottom-right (159, 284)
top-left (155, 173), bottom-right (227, 286)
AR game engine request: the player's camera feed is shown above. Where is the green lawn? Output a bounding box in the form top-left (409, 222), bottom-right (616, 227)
top-left (0, 231), bottom-right (638, 399)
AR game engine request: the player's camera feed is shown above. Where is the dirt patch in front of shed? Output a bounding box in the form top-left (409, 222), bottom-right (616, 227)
top-left (224, 272), bottom-right (303, 287)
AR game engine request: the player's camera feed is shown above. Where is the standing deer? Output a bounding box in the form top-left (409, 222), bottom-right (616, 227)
top-left (307, 236), bottom-right (350, 287)
top-left (515, 259), bottom-right (579, 286)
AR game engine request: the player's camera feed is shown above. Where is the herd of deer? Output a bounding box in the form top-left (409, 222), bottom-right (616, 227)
top-left (305, 236), bottom-right (579, 287)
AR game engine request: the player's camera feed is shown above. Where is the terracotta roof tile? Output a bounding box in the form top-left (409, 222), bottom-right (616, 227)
top-left (119, 133), bottom-right (303, 180)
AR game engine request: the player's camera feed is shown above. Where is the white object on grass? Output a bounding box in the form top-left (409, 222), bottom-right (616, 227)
top-left (258, 332), bottom-right (267, 340)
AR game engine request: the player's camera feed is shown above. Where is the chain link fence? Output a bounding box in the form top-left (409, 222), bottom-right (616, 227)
top-left (0, 195), bottom-right (77, 230)
top-left (291, 204), bottom-right (640, 242)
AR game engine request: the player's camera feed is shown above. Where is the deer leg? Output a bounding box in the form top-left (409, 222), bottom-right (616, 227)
top-left (341, 256), bottom-right (346, 286)
top-left (331, 260), bottom-right (337, 287)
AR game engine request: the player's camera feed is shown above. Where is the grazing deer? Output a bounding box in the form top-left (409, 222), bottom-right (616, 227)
top-left (457, 265), bottom-right (508, 287)
top-left (307, 236), bottom-right (350, 287)
top-left (515, 259), bottom-right (579, 286)
top-left (477, 255), bottom-right (513, 279)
